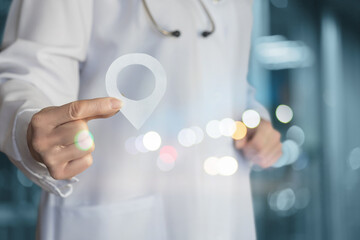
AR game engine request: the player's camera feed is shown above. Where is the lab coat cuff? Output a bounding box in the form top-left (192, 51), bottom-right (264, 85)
top-left (12, 109), bottom-right (78, 198)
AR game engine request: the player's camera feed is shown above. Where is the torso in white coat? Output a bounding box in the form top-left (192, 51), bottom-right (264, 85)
top-left (3, 0), bottom-right (261, 239)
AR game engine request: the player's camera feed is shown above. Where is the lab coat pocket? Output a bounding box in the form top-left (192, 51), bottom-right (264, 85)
top-left (54, 195), bottom-right (167, 240)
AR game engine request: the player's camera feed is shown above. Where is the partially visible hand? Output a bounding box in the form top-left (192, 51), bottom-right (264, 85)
top-left (27, 97), bottom-right (122, 180)
top-left (235, 120), bottom-right (282, 168)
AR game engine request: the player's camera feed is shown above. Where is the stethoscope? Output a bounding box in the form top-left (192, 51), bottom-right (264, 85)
top-left (142, 0), bottom-right (216, 38)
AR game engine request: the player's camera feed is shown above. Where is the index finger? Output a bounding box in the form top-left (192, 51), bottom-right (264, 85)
top-left (45, 97), bottom-right (122, 127)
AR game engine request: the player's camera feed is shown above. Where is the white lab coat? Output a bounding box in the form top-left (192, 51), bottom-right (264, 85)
top-left (0, 0), bottom-right (270, 239)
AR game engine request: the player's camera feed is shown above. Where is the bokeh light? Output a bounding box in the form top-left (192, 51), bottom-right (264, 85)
top-left (255, 35), bottom-right (314, 70)
top-left (242, 109), bottom-right (261, 128)
top-left (203, 156), bottom-right (238, 176)
top-left (276, 104), bottom-right (294, 123)
top-left (190, 126), bottom-right (204, 144)
top-left (143, 131), bottom-right (162, 151)
top-left (219, 118), bottom-right (237, 137)
top-left (178, 128), bottom-right (197, 147)
top-left (125, 137), bottom-right (138, 155)
top-left (232, 121), bottom-right (248, 140)
top-left (158, 153), bottom-right (175, 164)
top-left (286, 125), bottom-right (305, 146)
top-left (276, 188), bottom-right (296, 211)
top-left (157, 146), bottom-right (177, 172)
top-left (203, 157), bottom-right (219, 176)
top-left (206, 120), bottom-right (222, 139)
top-left (348, 147), bottom-right (360, 170)
top-left (268, 188), bottom-right (296, 213)
top-left (160, 145), bottom-right (178, 160)
top-left (292, 154), bottom-right (309, 171)
top-left (273, 140), bottom-right (300, 168)
top-left (217, 156), bottom-right (238, 176)
top-left (135, 135), bottom-right (148, 153)
top-left (157, 154), bottom-right (175, 172)
top-left (74, 130), bottom-right (94, 151)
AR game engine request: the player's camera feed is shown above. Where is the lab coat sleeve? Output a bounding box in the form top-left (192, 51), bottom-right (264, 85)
top-left (246, 83), bottom-right (271, 122)
top-left (0, 0), bottom-right (93, 197)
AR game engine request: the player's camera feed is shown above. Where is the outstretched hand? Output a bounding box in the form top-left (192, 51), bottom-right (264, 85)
top-left (235, 120), bottom-right (282, 168)
top-left (27, 97), bottom-right (122, 180)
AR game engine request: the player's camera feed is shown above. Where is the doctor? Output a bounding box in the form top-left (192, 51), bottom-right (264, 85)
top-left (0, 0), bottom-right (282, 239)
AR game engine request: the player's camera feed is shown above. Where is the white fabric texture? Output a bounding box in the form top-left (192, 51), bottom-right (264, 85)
top-left (0, 0), bottom-right (269, 239)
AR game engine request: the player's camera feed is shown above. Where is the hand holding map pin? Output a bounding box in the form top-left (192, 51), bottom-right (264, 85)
top-left (105, 53), bottom-right (167, 129)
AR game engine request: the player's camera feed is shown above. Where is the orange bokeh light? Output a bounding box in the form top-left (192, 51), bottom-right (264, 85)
top-left (232, 121), bottom-right (247, 140)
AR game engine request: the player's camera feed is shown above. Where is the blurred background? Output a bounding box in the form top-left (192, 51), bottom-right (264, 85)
top-left (0, 0), bottom-right (359, 239)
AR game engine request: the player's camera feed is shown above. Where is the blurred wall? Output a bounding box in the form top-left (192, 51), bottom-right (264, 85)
top-left (249, 0), bottom-right (360, 239)
top-left (0, 1), bottom-right (40, 239)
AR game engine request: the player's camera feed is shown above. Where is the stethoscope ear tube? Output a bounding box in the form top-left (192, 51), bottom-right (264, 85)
top-left (142, 0), bottom-right (215, 38)
top-left (198, 0), bottom-right (216, 37)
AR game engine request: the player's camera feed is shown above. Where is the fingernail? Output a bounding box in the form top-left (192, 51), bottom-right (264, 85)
top-left (111, 99), bottom-right (122, 109)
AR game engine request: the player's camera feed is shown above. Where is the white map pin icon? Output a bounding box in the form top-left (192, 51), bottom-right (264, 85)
top-left (105, 53), bottom-right (167, 129)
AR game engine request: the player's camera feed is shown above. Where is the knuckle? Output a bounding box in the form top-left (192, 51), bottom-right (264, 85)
top-left (43, 154), bottom-right (57, 167)
top-left (31, 112), bottom-right (44, 127)
top-left (49, 169), bottom-right (64, 180)
top-left (68, 102), bottom-right (83, 120)
top-left (51, 145), bottom-right (63, 155)
top-left (31, 137), bottom-right (46, 152)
